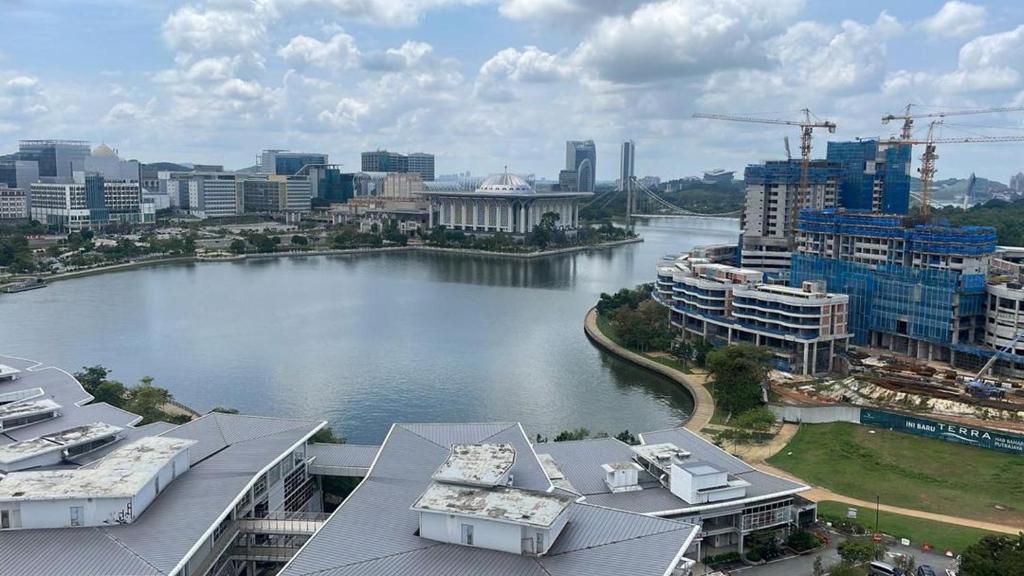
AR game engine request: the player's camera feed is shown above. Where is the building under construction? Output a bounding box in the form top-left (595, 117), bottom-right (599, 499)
top-left (791, 209), bottom-right (996, 366)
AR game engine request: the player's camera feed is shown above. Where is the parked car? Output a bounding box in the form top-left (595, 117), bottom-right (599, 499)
top-left (916, 566), bottom-right (937, 576)
top-left (868, 561), bottom-right (903, 576)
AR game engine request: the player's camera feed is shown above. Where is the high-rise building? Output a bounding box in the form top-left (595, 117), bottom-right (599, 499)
top-left (740, 160), bottom-right (841, 274)
top-left (1010, 172), bottom-right (1024, 195)
top-left (361, 150), bottom-right (408, 173)
top-left (268, 175), bottom-right (313, 213)
top-left (826, 139), bottom-right (911, 214)
top-left (619, 141), bottom-right (635, 192)
top-left (259, 150), bottom-right (328, 176)
top-left (0, 160), bottom-right (39, 191)
top-left (18, 140), bottom-right (90, 181)
top-left (565, 140), bottom-right (596, 192)
top-left (407, 152), bottom-right (435, 181)
top-left (792, 209), bottom-right (996, 365)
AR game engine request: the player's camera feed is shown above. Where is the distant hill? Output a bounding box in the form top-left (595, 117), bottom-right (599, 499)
top-left (911, 175), bottom-right (1008, 203)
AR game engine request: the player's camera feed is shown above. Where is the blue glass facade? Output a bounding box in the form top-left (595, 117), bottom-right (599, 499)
top-left (826, 140), bottom-right (911, 214)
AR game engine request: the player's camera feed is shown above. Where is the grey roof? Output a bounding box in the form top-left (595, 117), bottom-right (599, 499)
top-left (308, 443), bottom-right (379, 469)
top-left (538, 429), bottom-right (808, 516)
top-left (281, 423), bottom-right (697, 576)
top-left (0, 355), bottom-right (324, 576)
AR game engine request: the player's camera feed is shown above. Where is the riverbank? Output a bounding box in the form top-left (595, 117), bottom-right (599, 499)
top-left (584, 307), bottom-right (715, 432)
top-left (7, 238), bottom-right (644, 287)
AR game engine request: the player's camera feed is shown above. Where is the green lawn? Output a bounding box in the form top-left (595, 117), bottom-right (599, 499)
top-left (817, 500), bottom-right (996, 553)
top-left (768, 422), bottom-right (1024, 525)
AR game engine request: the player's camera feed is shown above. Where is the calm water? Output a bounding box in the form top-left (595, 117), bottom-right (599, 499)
top-left (1, 217), bottom-right (739, 443)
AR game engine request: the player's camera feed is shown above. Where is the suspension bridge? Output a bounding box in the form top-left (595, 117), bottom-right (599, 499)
top-left (583, 177), bottom-right (743, 223)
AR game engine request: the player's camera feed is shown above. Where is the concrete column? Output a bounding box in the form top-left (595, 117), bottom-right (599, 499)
top-left (811, 344), bottom-right (818, 375)
top-left (460, 202), bottom-right (467, 230)
top-left (519, 204), bottom-right (526, 234)
top-left (803, 343), bottom-right (811, 376)
top-left (484, 203), bottom-right (490, 231)
top-left (428, 202), bottom-right (435, 228)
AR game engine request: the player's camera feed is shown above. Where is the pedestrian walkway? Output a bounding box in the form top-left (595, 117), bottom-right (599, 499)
top-left (584, 308), bottom-right (715, 431)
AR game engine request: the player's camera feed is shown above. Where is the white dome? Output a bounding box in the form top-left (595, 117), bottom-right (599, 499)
top-left (92, 144), bottom-right (116, 157)
top-left (476, 172), bottom-right (534, 194)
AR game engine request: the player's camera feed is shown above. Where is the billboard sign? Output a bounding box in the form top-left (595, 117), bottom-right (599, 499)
top-left (860, 408), bottom-right (1024, 455)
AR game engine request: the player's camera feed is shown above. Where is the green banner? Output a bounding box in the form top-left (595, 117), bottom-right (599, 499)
top-left (860, 408), bottom-right (1024, 455)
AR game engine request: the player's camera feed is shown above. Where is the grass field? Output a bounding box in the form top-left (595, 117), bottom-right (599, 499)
top-left (768, 423), bottom-right (1024, 525)
top-left (816, 500), bottom-right (996, 553)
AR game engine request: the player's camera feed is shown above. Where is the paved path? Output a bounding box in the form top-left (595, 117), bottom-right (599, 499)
top-left (583, 308), bottom-right (715, 431)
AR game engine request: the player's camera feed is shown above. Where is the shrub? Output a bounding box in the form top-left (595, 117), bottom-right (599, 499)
top-left (787, 530), bottom-right (822, 553)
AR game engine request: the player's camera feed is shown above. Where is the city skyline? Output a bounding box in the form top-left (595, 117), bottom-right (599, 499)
top-left (1, 1), bottom-right (1024, 180)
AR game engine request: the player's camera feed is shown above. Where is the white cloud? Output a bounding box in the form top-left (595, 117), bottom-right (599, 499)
top-left (572, 0), bottom-right (804, 84)
top-left (256, 0), bottom-right (485, 27)
top-left (278, 32), bottom-right (360, 69)
top-left (921, 1), bottom-right (986, 39)
top-left (361, 41), bottom-right (433, 71)
top-left (480, 46), bottom-right (572, 83)
top-left (162, 5), bottom-right (265, 59)
top-left (498, 0), bottom-right (641, 22)
top-left (318, 98), bottom-right (370, 127)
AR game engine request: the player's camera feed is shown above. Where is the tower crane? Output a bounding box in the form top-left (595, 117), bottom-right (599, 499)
top-left (693, 109), bottom-right (836, 248)
top-left (881, 104), bottom-right (1024, 218)
top-left (890, 119), bottom-right (1024, 218)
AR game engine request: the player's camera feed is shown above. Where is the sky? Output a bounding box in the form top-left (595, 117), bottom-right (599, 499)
top-left (2, 0), bottom-right (1024, 182)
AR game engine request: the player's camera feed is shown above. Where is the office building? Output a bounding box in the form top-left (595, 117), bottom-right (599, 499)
top-left (420, 171), bottom-right (590, 234)
top-left (620, 140), bottom-right (635, 192)
top-left (407, 152), bottom-right (435, 181)
top-left (268, 174), bottom-right (313, 213)
top-left (30, 175), bottom-right (148, 231)
top-left (360, 150), bottom-right (434, 181)
top-left (18, 140), bottom-right (90, 181)
top-left (83, 144), bottom-right (141, 182)
top-left (1011, 172), bottom-right (1024, 195)
top-left (740, 160), bottom-right (841, 274)
top-left (159, 171), bottom-right (241, 218)
top-left (557, 169), bottom-right (578, 192)
top-left (826, 140), bottom-right (911, 214)
top-left (0, 160), bottom-right (39, 191)
top-left (361, 150), bottom-right (409, 173)
top-left (656, 258), bottom-right (850, 374)
top-left (792, 209), bottom-right (996, 364)
top-left (259, 150), bottom-right (328, 176)
top-left (380, 172), bottom-right (423, 198)
top-left (239, 178), bottom-right (286, 213)
top-left (312, 165), bottom-right (354, 204)
top-left (565, 140), bottom-right (596, 192)
top-left (0, 186), bottom-right (29, 221)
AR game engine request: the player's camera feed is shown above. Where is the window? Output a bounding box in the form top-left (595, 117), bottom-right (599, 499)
top-left (535, 532), bottom-right (544, 553)
top-left (461, 524), bottom-right (474, 546)
top-left (1, 510), bottom-right (9, 530)
top-left (154, 476), bottom-right (161, 494)
top-left (171, 460), bottom-right (177, 478)
top-left (70, 506), bottom-right (83, 527)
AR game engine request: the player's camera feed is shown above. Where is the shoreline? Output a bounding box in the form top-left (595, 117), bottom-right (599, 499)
top-left (583, 307), bottom-right (715, 432)
top-left (15, 237), bottom-right (645, 286)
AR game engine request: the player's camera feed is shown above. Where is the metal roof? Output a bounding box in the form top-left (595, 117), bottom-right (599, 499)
top-left (281, 423), bottom-right (697, 576)
top-left (307, 443), bottom-right (378, 469)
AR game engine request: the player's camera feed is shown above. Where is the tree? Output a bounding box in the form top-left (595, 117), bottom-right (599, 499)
top-left (290, 234), bottom-right (309, 246)
top-left (311, 426), bottom-right (346, 444)
top-left (731, 407), bottom-right (776, 432)
top-left (959, 533), bottom-right (1024, 576)
top-left (610, 300), bottom-right (673, 352)
top-left (528, 211), bottom-right (561, 248)
top-left (893, 554), bottom-right (916, 575)
top-left (209, 407), bottom-right (239, 414)
top-left (553, 427), bottom-right (590, 442)
top-left (827, 563), bottom-right (861, 576)
top-left (705, 344), bottom-right (768, 415)
top-left (837, 538), bottom-right (887, 565)
top-left (127, 380), bottom-right (172, 425)
top-left (229, 239), bottom-right (247, 254)
top-left (615, 430), bottom-right (639, 445)
top-left (812, 556), bottom-right (825, 576)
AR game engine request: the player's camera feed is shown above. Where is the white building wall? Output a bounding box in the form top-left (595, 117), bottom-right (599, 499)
top-left (419, 511), bottom-right (524, 555)
top-left (16, 497), bottom-right (131, 529)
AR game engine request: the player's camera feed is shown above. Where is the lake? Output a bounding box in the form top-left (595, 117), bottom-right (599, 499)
top-left (1, 217), bottom-right (739, 443)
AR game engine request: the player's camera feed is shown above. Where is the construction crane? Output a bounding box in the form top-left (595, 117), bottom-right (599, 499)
top-left (891, 120), bottom-right (1024, 218)
top-left (962, 331), bottom-right (1024, 399)
top-left (881, 104), bottom-right (1024, 218)
top-left (882, 104), bottom-right (1024, 141)
top-left (693, 109), bottom-right (836, 247)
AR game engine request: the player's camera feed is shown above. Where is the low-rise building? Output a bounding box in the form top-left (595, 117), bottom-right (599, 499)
top-left (30, 174), bottom-right (148, 231)
top-left (656, 258), bottom-right (850, 374)
top-left (0, 186), bottom-right (29, 221)
top-left (420, 172), bottom-right (590, 234)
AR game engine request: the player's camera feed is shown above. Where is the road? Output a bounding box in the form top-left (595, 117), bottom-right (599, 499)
top-left (724, 538), bottom-right (958, 576)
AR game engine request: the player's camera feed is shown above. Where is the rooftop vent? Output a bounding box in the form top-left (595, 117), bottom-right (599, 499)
top-left (601, 461), bottom-right (643, 493)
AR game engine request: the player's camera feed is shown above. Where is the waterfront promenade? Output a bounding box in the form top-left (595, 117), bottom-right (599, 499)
top-left (584, 307), bottom-right (715, 431)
